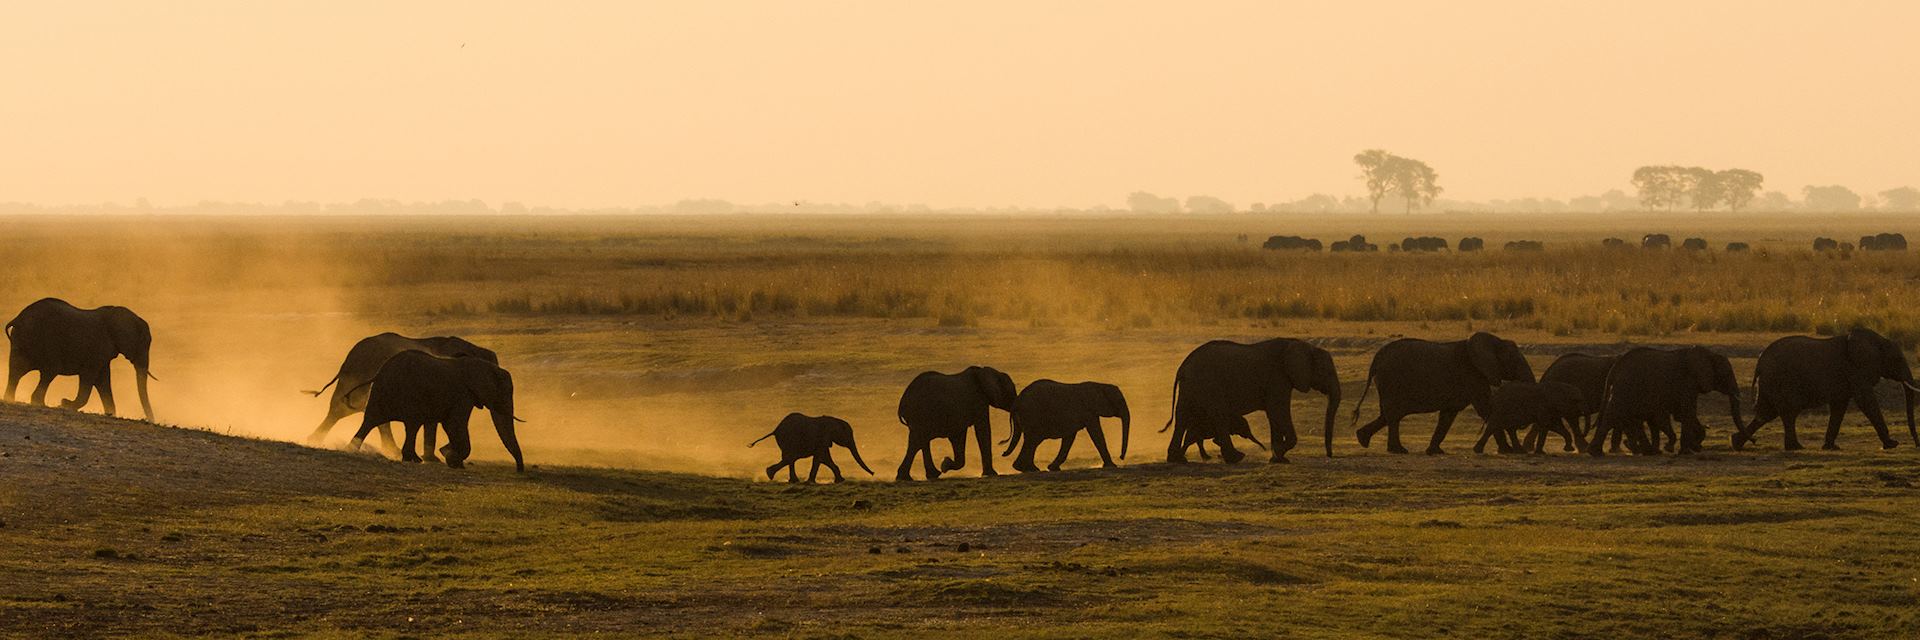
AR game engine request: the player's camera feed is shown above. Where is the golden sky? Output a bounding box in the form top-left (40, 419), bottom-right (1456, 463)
top-left (3, 1), bottom-right (1916, 208)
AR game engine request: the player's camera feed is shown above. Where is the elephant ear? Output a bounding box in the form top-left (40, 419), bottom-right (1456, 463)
top-left (1098, 383), bottom-right (1128, 417)
top-left (1685, 348), bottom-right (1717, 394)
top-left (1468, 333), bottom-right (1503, 384)
top-left (1279, 342), bottom-right (1315, 393)
top-left (971, 367), bottom-right (1016, 409)
top-left (1844, 330), bottom-right (1881, 376)
top-left (457, 361), bottom-right (503, 409)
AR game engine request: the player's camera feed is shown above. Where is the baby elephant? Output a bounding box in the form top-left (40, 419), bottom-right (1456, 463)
top-left (1164, 411), bottom-right (1266, 461)
top-left (750, 413), bottom-right (873, 483)
top-left (1002, 380), bottom-right (1130, 472)
top-left (1474, 381), bottom-right (1587, 454)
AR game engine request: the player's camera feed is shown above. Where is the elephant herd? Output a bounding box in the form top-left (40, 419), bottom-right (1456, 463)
top-left (9, 297), bottom-right (1920, 484)
top-left (1262, 232), bottom-right (1913, 255)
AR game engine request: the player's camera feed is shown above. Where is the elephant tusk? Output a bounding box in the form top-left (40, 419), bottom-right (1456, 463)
top-left (513, 416), bottom-right (527, 423)
top-left (1904, 381), bottom-right (1920, 393)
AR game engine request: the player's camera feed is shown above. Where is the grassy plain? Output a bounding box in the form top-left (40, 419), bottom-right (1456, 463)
top-left (3, 212), bottom-right (1920, 637)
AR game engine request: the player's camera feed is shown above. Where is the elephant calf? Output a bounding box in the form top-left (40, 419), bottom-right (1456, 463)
top-left (1003, 380), bottom-right (1130, 472)
top-left (1168, 411), bottom-right (1265, 461)
top-left (751, 413), bottom-right (873, 483)
top-left (1472, 381), bottom-right (1585, 454)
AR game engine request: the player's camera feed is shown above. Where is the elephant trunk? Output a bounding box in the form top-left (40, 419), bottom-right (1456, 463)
top-left (846, 436), bottom-right (874, 475)
top-left (134, 363), bottom-right (154, 422)
top-left (1323, 387), bottom-right (1341, 457)
top-left (491, 406), bottom-right (524, 472)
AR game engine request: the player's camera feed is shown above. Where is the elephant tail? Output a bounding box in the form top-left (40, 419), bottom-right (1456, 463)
top-left (302, 375), bottom-right (341, 398)
top-left (748, 431), bottom-right (776, 448)
top-left (1000, 411), bottom-right (1021, 457)
top-left (1348, 371), bottom-right (1376, 429)
top-left (1160, 375), bottom-right (1180, 433)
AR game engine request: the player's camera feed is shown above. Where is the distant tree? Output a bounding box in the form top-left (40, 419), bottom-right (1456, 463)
top-left (1248, 202), bottom-right (1267, 213)
top-left (1353, 149), bottom-right (1394, 213)
top-left (1126, 191), bottom-right (1181, 214)
top-left (1632, 166), bottom-right (1689, 211)
top-left (1753, 191), bottom-right (1795, 211)
top-left (1802, 185), bottom-right (1862, 211)
top-left (1879, 187), bottom-right (1920, 211)
top-left (1387, 157), bottom-right (1442, 213)
top-left (1716, 169), bottom-right (1764, 212)
top-left (1686, 166), bottom-right (1723, 212)
top-left (1184, 195), bottom-right (1234, 214)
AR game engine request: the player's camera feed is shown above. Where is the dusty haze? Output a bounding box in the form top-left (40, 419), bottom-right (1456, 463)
top-left (3, 1), bottom-right (1917, 208)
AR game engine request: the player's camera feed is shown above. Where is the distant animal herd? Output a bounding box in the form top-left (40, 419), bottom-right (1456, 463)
top-left (1262, 232), bottom-right (1910, 254)
top-left (9, 290), bottom-right (1920, 483)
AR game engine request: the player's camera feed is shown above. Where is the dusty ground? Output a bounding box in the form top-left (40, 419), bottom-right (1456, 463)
top-left (4, 401), bottom-right (1919, 638)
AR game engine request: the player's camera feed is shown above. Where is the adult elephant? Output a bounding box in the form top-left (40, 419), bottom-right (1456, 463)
top-left (895, 366), bottom-right (1017, 481)
top-left (1002, 379), bottom-right (1129, 472)
top-left (1352, 332), bottom-right (1534, 455)
top-left (1587, 346), bottom-right (1741, 456)
top-left (1732, 328), bottom-right (1919, 451)
top-left (1538, 353), bottom-right (1616, 449)
top-left (304, 332), bottom-right (498, 451)
top-left (5, 298), bottom-right (156, 422)
top-left (348, 350), bottom-right (523, 471)
top-left (1164, 338), bottom-right (1340, 463)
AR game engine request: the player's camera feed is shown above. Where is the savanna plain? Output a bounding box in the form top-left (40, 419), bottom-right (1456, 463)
top-left (3, 212), bottom-right (1919, 638)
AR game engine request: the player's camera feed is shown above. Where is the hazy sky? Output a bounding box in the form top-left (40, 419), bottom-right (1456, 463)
top-left (3, 1), bottom-right (1916, 208)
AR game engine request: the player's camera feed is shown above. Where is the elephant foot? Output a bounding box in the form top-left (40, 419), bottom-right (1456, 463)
top-left (1729, 434), bottom-right (1747, 451)
top-left (1165, 451), bottom-right (1188, 464)
top-left (1198, 450), bottom-right (1212, 461)
top-left (1013, 463), bottom-right (1040, 473)
top-left (1472, 444), bottom-right (1487, 454)
top-left (402, 453), bottom-right (421, 463)
top-left (1386, 444), bottom-right (1410, 455)
top-left (1880, 439), bottom-right (1899, 450)
top-left (1822, 442), bottom-right (1840, 451)
top-left (446, 460), bottom-right (465, 469)
top-left (1268, 454), bottom-right (1289, 464)
top-left (1046, 464), bottom-right (1062, 472)
top-left (1355, 426), bottom-right (1377, 448)
top-left (939, 457), bottom-right (963, 472)
top-left (1221, 449), bottom-right (1246, 464)
top-left (1101, 462), bottom-right (1118, 469)
top-left (1424, 446), bottom-right (1447, 456)
top-left (894, 471), bottom-right (914, 482)
top-left (980, 469), bottom-right (999, 478)
top-left (1783, 440), bottom-right (1804, 451)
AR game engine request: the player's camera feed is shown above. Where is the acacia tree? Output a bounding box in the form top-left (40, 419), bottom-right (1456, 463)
top-left (1717, 169), bottom-right (1764, 212)
top-left (1685, 166), bottom-right (1722, 211)
top-left (1632, 165), bottom-right (1687, 211)
top-left (1354, 150), bottom-right (1440, 213)
top-left (1353, 149), bottom-right (1394, 213)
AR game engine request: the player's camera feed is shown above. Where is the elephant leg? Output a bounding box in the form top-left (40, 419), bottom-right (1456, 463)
top-left (1821, 398), bottom-right (1848, 450)
top-left (1085, 420), bottom-right (1116, 468)
top-left (4, 352), bottom-right (26, 402)
top-left (1674, 415), bottom-right (1707, 455)
top-left (1472, 421), bottom-right (1497, 454)
top-left (1049, 432), bottom-right (1078, 471)
top-left (29, 373), bottom-right (54, 407)
top-left (377, 424), bottom-right (403, 456)
top-left (1195, 438), bottom-right (1211, 460)
top-left (1426, 409), bottom-right (1462, 455)
top-left (896, 432), bottom-right (924, 481)
top-left (63, 369), bottom-right (98, 411)
top-left (820, 449), bottom-right (844, 483)
top-left (787, 458), bottom-right (801, 483)
top-left (1608, 427), bottom-right (1623, 454)
top-left (942, 433), bottom-right (968, 473)
top-left (421, 423), bottom-right (441, 463)
top-left (1854, 392), bottom-right (1898, 449)
top-left (306, 404), bottom-right (354, 445)
top-left (1548, 418), bottom-right (1576, 453)
top-left (1781, 410), bottom-right (1804, 451)
top-left (1657, 416), bottom-right (1677, 452)
top-left (1354, 414), bottom-right (1389, 448)
top-left (971, 411), bottom-right (999, 477)
top-left (920, 437), bottom-right (941, 480)
top-left (765, 459), bottom-right (786, 480)
top-left (1015, 436), bottom-right (1043, 473)
top-left (440, 415), bottom-right (472, 469)
top-left (400, 423), bottom-right (423, 462)
top-left (95, 365), bottom-right (117, 417)
top-left (1264, 403), bottom-right (1296, 463)
top-left (806, 456), bottom-right (822, 484)
top-left (1166, 412), bottom-right (1190, 463)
